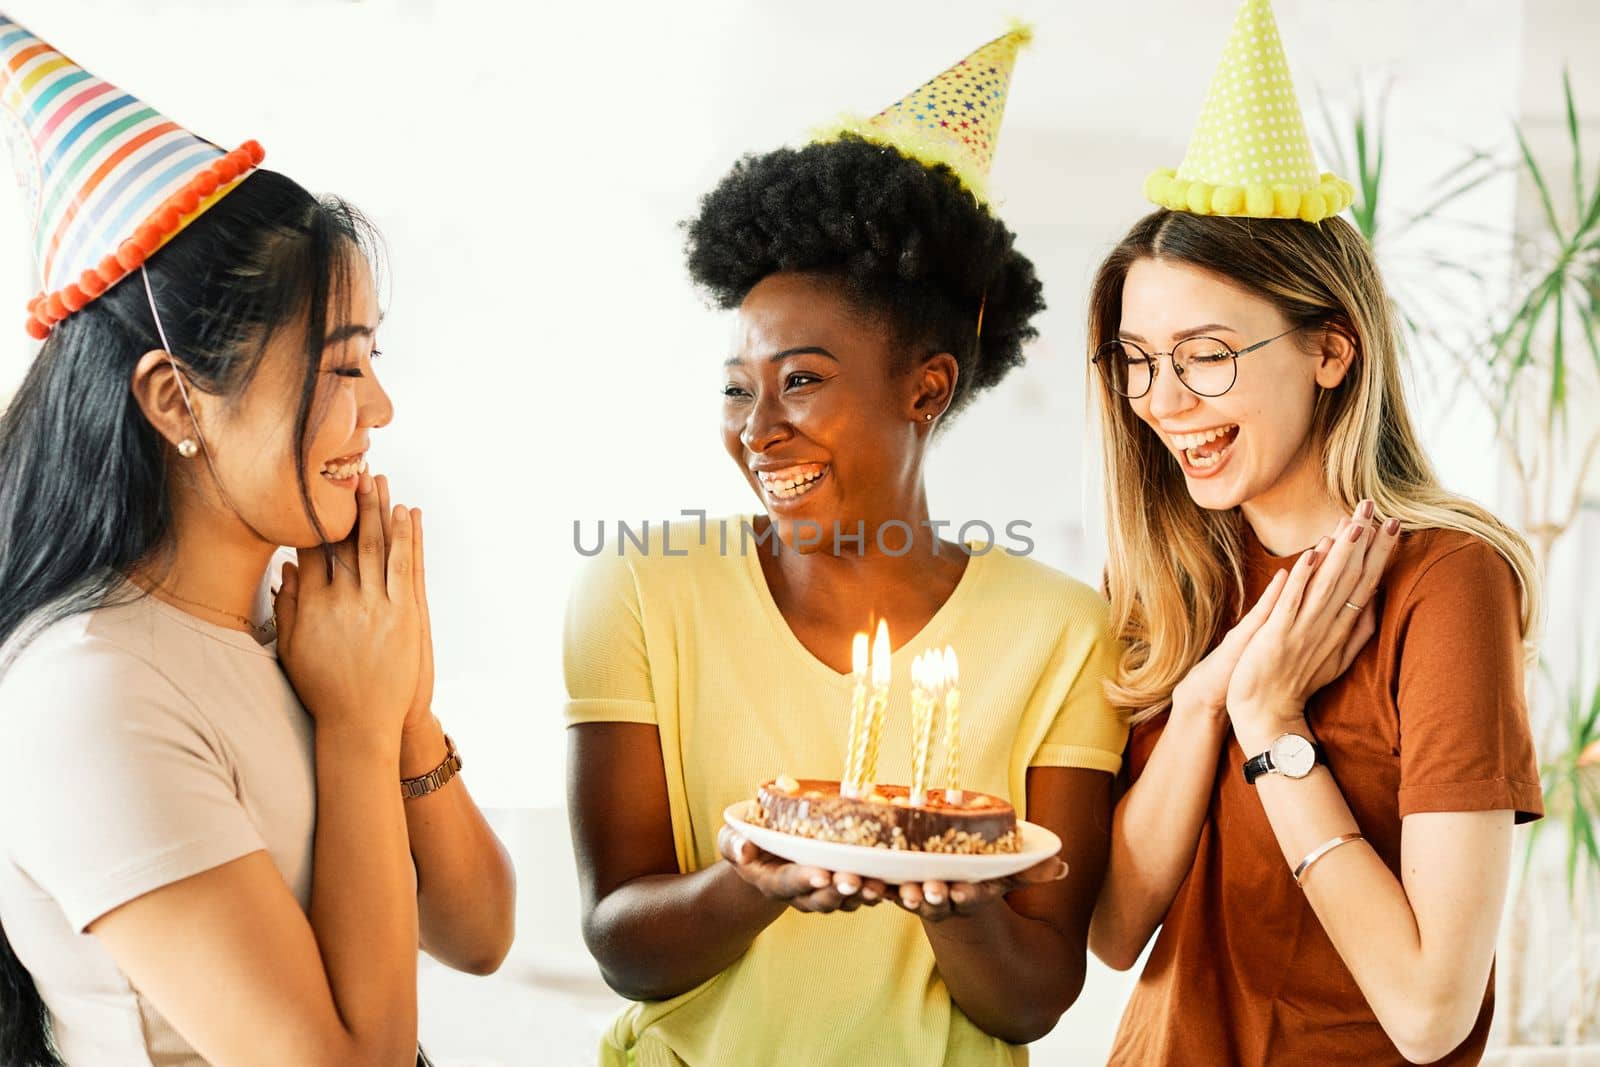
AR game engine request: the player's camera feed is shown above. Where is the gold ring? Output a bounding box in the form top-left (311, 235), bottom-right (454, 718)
top-left (1343, 600), bottom-right (1365, 612)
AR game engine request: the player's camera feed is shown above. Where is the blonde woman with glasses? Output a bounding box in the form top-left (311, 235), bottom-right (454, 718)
top-left (1084, 4), bottom-right (1543, 1062)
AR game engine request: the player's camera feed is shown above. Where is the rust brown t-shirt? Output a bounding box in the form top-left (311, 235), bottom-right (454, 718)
top-left (1108, 526), bottom-right (1543, 1066)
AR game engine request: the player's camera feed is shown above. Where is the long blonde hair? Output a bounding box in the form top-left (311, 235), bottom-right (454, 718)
top-left (1090, 210), bottom-right (1539, 724)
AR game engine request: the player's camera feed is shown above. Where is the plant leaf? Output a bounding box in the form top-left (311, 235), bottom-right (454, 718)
top-left (1517, 120), bottom-right (1566, 244)
top-left (1565, 69), bottom-right (1584, 217)
top-left (1584, 663), bottom-right (1600, 741)
top-left (1551, 282), bottom-right (1567, 421)
top-left (1577, 275), bottom-right (1600, 380)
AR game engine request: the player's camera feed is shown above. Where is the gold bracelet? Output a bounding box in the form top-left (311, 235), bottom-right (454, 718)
top-left (400, 734), bottom-right (461, 800)
top-left (1292, 831), bottom-right (1365, 886)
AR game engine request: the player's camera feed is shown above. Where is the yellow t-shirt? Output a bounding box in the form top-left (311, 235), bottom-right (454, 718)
top-left (563, 518), bottom-right (1128, 1067)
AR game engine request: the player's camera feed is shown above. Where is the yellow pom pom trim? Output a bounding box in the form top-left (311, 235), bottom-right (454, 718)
top-left (1212, 186), bottom-right (1244, 215)
top-left (1273, 186), bottom-right (1301, 218)
top-left (1143, 167), bottom-right (1357, 222)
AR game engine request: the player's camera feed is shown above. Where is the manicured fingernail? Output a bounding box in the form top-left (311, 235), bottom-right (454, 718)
top-left (358, 472), bottom-right (373, 493)
top-left (1360, 499), bottom-right (1375, 519)
top-left (925, 889), bottom-right (944, 905)
top-left (1385, 517), bottom-right (1400, 536)
top-left (1348, 525), bottom-right (1364, 542)
top-left (950, 888), bottom-right (969, 905)
top-left (838, 880), bottom-right (858, 896)
top-left (810, 873), bottom-right (829, 889)
top-left (862, 888), bottom-right (878, 901)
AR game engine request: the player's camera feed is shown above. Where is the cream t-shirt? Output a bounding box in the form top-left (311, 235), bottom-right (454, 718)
top-left (0, 573), bottom-right (313, 1067)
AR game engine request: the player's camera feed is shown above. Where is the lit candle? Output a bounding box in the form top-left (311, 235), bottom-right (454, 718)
top-left (943, 646), bottom-right (962, 805)
top-left (842, 632), bottom-right (869, 797)
top-left (910, 652), bottom-right (937, 806)
top-left (860, 619), bottom-right (891, 790)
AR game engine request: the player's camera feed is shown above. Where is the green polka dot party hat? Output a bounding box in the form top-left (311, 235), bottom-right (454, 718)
top-left (1145, 0), bottom-right (1354, 222)
top-left (812, 23), bottom-right (1032, 205)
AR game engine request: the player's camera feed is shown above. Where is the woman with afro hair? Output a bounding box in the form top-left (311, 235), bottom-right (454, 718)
top-left (564, 29), bottom-right (1127, 1066)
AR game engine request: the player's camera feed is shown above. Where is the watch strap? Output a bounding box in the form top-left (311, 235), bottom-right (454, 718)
top-left (1242, 748), bottom-right (1275, 784)
top-left (400, 733), bottom-right (462, 799)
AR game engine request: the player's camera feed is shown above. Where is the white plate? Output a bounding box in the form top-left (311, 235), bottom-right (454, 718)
top-left (723, 800), bottom-right (1062, 884)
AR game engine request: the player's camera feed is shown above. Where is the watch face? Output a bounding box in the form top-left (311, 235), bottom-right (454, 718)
top-left (1271, 733), bottom-right (1316, 778)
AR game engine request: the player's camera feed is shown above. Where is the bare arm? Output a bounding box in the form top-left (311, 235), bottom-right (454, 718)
top-left (402, 713), bottom-right (516, 976)
top-left (1088, 701), bottom-right (1227, 970)
top-left (1244, 749), bottom-right (1512, 1064)
top-left (911, 767), bottom-right (1114, 1044)
top-left (1090, 568), bottom-right (1297, 970)
top-left (91, 793), bottom-right (417, 1067)
top-left (91, 730), bottom-right (418, 1066)
top-left (374, 479), bottom-right (516, 975)
top-left (569, 721), bottom-right (786, 1000)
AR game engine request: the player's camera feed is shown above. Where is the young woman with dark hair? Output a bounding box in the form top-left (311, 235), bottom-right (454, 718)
top-left (0, 17), bottom-right (513, 1067)
top-left (566, 29), bottom-right (1126, 1065)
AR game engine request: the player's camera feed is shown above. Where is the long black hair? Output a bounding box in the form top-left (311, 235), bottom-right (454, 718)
top-left (0, 168), bottom-right (381, 1065)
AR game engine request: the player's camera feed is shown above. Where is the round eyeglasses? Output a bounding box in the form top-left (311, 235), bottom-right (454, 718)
top-left (1091, 326), bottom-right (1305, 399)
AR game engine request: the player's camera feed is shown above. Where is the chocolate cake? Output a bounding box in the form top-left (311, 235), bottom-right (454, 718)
top-left (753, 777), bottom-right (1019, 854)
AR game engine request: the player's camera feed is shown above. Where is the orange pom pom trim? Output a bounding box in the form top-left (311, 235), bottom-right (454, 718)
top-left (23, 141), bottom-right (265, 337)
top-left (116, 240), bottom-right (148, 271)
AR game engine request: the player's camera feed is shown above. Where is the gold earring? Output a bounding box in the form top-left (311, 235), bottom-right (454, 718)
top-left (177, 438), bottom-right (198, 458)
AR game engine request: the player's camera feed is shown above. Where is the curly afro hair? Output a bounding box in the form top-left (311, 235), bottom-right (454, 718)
top-left (684, 134), bottom-right (1045, 421)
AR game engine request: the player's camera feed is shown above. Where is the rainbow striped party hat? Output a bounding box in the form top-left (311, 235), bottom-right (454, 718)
top-left (813, 23), bottom-right (1032, 204)
top-left (1144, 0), bottom-right (1353, 222)
top-left (0, 13), bottom-right (264, 338)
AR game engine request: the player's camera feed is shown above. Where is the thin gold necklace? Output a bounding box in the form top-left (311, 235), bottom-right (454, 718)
top-left (156, 585), bottom-right (276, 642)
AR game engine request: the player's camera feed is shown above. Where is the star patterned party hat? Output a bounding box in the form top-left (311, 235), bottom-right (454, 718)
top-left (0, 12), bottom-right (265, 338)
top-left (812, 23), bottom-right (1032, 204)
top-left (1144, 0), bottom-right (1353, 222)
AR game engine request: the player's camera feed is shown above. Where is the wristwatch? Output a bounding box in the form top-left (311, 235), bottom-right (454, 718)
top-left (400, 734), bottom-right (462, 799)
top-left (1242, 732), bottom-right (1324, 784)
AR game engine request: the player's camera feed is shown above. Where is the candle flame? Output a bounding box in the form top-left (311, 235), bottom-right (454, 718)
top-left (852, 632), bottom-right (869, 678)
top-left (871, 619), bottom-right (891, 686)
top-left (944, 646), bottom-right (959, 686)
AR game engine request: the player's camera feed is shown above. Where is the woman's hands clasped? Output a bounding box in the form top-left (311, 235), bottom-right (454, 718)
top-left (274, 472), bottom-right (423, 743)
top-left (1225, 500), bottom-right (1402, 745)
